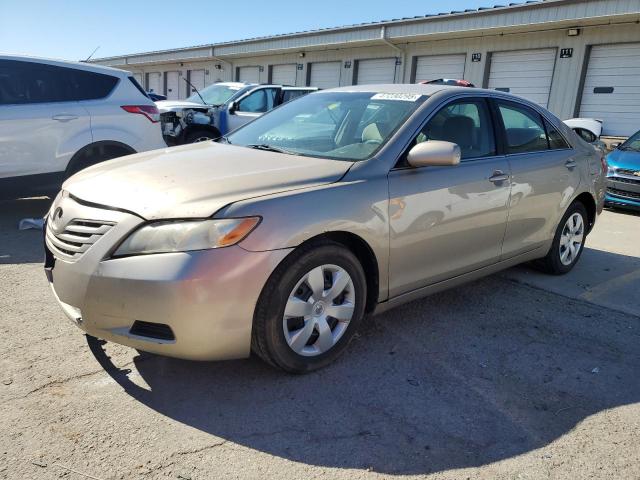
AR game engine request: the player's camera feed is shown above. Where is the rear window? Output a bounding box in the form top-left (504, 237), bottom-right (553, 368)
top-left (0, 59), bottom-right (118, 105)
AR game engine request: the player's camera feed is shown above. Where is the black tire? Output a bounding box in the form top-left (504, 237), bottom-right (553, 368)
top-left (535, 201), bottom-right (588, 275)
top-left (251, 240), bottom-right (367, 373)
top-left (66, 145), bottom-right (133, 178)
top-left (184, 129), bottom-right (218, 143)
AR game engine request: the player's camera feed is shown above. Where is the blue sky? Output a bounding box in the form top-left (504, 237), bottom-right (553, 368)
top-left (0, 0), bottom-right (494, 60)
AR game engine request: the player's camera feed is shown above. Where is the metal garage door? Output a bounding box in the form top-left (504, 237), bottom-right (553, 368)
top-left (414, 54), bottom-right (466, 82)
top-left (356, 58), bottom-right (397, 85)
top-left (166, 71), bottom-right (180, 100)
top-left (309, 62), bottom-right (341, 88)
top-left (188, 69), bottom-right (205, 96)
top-left (147, 72), bottom-right (162, 95)
top-left (488, 49), bottom-right (556, 107)
top-left (238, 66), bottom-right (260, 84)
top-left (132, 73), bottom-right (143, 85)
top-left (579, 43), bottom-right (640, 137)
top-left (271, 64), bottom-right (297, 85)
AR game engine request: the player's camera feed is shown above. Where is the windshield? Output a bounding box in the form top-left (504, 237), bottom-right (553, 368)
top-left (226, 91), bottom-right (426, 162)
top-left (619, 130), bottom-right (640, 152)
top-left (187, 83), bottom-right (243, 105)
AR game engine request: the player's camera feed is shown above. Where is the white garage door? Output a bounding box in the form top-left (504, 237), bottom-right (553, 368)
top-left (189, 69), bottom-right (205, 96)
top-left (238, 66), bottom-right (260, 84)
top-left (147, 72), bottom-right (162, 95)
top-left (271, 64), bottom-right (297, 85)
top-left (132, 73), bottom-right (143, 85)
top-left (579, 43), bottom-right (640, 137)
top-left (356, 58), bottom-right (396, 85)
top-left (414, 54), bottom-right (466, 82)
top-left (309, 62), bottom-right (341, 89)
top-left (488, 49), bottom-right (556, 107)
top-left (166, 71), bottom-right (180, 100)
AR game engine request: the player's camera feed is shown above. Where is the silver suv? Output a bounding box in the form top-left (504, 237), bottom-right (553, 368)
top-left (45, 84), bottom-right (605, 373)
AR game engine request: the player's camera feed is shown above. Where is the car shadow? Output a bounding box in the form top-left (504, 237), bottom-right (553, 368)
top-left (0, 197), bottom-right (52, 264)
top-left (87, 259), bottom-right (640, 475)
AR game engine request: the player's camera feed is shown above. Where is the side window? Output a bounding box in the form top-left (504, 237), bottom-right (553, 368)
top-left (544, 119), bottom-right (570, 149)
top-left (0, 60), bottom-right (68, 104)
top-left (0, 60), bottom-right (118, 105)
top-left (72, 70), bottom-right (118, 100)
top-left (414, 99), bottom-right (496, 160)
top-left (497, 101), bottom-right (549, 154)
top-left (237, 88), bottom-right (277, 113)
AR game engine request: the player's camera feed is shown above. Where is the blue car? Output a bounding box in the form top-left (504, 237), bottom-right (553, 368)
top-left (605, 129), bottom-right (640, 211)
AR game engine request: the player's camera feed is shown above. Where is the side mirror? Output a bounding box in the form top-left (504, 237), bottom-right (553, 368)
top-left (407, 141), bottom-right (461, 168)
top-left (228, 101), bottom-right (238, 114)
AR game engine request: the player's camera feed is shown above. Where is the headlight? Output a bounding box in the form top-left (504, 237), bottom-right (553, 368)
top-left (607, 165), bottom-right (616, 176)
top-left (113, 217), bottom-right (260, 257)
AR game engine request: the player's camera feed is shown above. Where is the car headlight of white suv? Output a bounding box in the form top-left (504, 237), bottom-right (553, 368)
top-left (113, 217), bottom-right (261, 256)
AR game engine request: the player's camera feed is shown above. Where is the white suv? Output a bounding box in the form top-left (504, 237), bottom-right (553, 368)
top-left (0, 55), bottom-right (166, 199)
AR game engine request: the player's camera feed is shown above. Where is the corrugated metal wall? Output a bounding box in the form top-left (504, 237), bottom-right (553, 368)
top-left (94, 1), bottom-right (640, 134)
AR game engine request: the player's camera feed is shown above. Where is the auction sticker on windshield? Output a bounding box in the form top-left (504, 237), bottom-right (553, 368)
top-left (371, 93), bottom-right (422, 102)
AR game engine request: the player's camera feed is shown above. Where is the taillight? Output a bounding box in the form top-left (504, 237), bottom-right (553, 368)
top-left (121, 105), bottom-right (160, 123)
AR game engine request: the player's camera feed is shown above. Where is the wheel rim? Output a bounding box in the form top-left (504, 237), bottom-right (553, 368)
top-left (559, 212), bottom-right (584, 266)
top-left (282, 264), bottom-right (355, 357)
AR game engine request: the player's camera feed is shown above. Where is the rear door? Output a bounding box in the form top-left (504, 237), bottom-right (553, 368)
top-left (0, 59), bottom-right (91, 181)
top-left (388, 97), bottom-right (511, 296)
top-left (492, 99), bottom-right (579, 258)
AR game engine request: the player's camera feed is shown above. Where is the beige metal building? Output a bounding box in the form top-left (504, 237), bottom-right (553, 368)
top-left (92, 0), bottom-right (640, 136)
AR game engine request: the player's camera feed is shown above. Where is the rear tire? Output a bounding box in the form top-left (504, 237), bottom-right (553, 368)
top-left (252, 241), bottom-right (367, 373)
top-left (535, 201), bottom-right (588, 275)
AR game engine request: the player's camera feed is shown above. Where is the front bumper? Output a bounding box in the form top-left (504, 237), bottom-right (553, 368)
top-left (605, 175), bottom-right (640, 210)
top-left (45, 194), bottom-right (291, 361)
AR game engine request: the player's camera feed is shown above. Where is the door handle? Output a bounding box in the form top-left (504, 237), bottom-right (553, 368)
top-left (52, 114), bottom-right (78, 122)
top-left (565, 160), bottom-right (577, 169)
top-left (489, 170), bottom-right (509, 183)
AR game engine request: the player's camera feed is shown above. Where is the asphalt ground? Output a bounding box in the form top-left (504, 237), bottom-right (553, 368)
top-left (1, 197), bottom-right (638, 479)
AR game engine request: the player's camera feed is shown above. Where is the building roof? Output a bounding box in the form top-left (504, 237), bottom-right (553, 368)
top-left (92, 0), bottom-right (640, 65)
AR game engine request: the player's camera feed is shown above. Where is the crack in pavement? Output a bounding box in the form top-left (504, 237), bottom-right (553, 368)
top-left (0, 360), bottom-right (136, 405)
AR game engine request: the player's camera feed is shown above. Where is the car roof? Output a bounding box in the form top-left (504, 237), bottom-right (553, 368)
top-left (0, 53), bottom-right (130, 77)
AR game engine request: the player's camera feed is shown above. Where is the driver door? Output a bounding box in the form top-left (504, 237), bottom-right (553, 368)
top-left (387, 97), bottom-right (511, 297)
top-left (226, 87), bottom-right (279, 132)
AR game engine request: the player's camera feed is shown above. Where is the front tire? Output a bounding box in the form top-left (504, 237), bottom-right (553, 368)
top-left (252, 241), bottom-right (367, 373)
top-left (536, 201), bottom-right (588, 275)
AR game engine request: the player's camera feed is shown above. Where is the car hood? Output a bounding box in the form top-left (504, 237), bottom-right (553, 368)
top-left (607, 148), bottom-right (640, 170)
top-left (155, 100), bottom-right (208, 112)
top-left (63, 142), bottom-right (352, 220)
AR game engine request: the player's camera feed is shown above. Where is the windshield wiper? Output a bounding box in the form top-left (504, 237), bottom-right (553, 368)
top-left (246, 144), bottom-right (294, 155)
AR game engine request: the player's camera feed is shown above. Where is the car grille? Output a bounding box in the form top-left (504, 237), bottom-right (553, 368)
top-left (607, 187), bottom-right (640, 200)
top-left (609, 176), bottom-right (640, 185)
top-left (616, 168), bottom-right (640, 178)
top-left (46, 219), bottom-right (115, 261)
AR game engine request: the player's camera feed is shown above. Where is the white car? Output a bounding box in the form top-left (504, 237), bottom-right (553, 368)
top-left (0, 55), bottom-right (166, 199)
